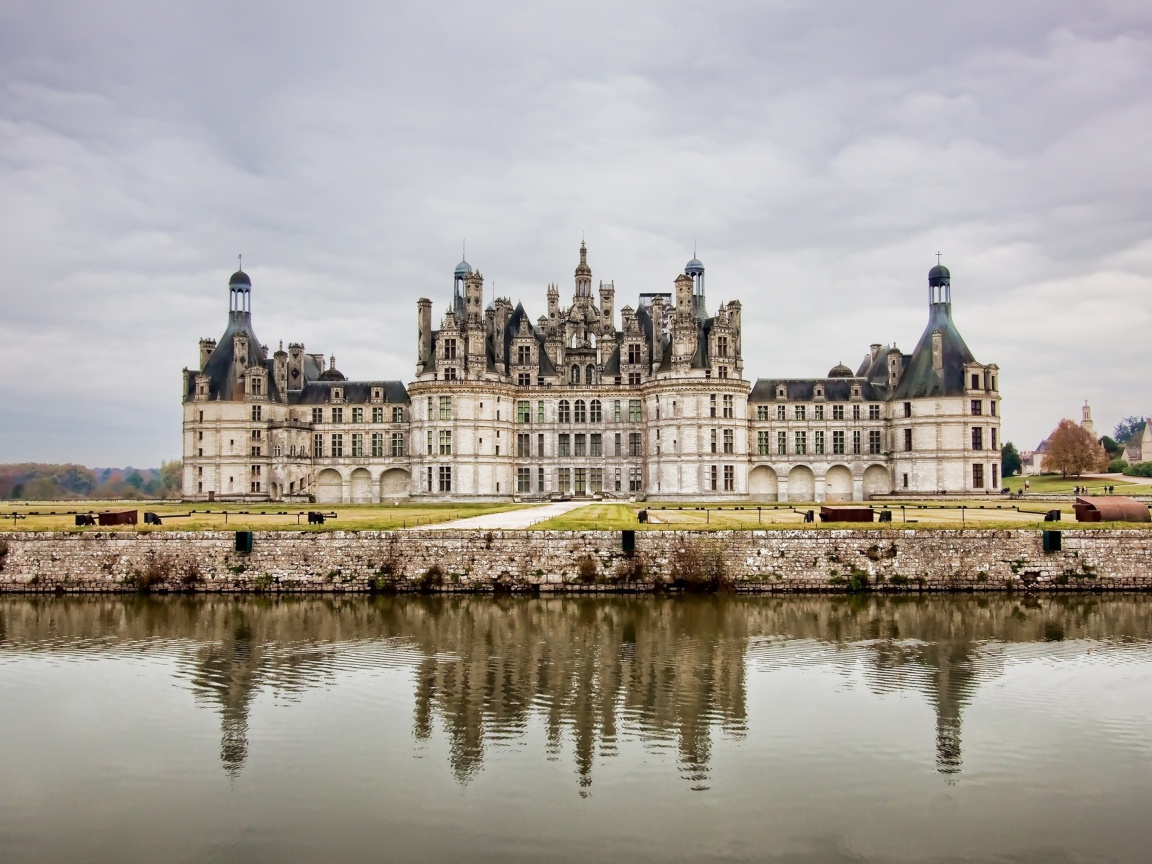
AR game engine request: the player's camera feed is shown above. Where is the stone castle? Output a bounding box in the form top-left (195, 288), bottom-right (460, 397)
top-left (182, 243), bottom-right (1002, 502)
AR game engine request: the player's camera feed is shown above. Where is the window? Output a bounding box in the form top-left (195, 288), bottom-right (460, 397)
top-left (724, 465), bottom-right (734, 492)
top-left (972, 464), bottom-right (984, 488)
top-left (443, 338), bottom-right (457, 360)
top-left (570, 365), bottom-right (580, 385)
top-left (710, 394), bottom-right (717, 418)
top-left (574, 434), bottom-right (587, 457)
top-left (852, 430), bottom-right (861, 455)
top-left (628, 432), bottom-right (643, 456)
top-left (815, 430), bottom-right (825, 454)
top-left (869, 404), bottom-right (880, 420)
top-left (439, 466), bottom-right (452, 492)
top-left (250, 446), bottom-right (261, 457)
top-left (971, 374), bottom-right (980, 389)
top-left (517, 433), bottom-right (531, 457)
top-left (627, 372), bottom-right (642, 386)
top-left (251, 377), bottom-right (262, 396)
top-left (558, 468), bottom-right (570, 492)
top-left (443, 367), bottom-right (458, 381)
top-left (971, 400), bottom-right (983, 416)
top-left (331, 433), bottom-right (343, 457)
top-left (629, 467), bottom-right (642, 492)
top-left (349, 407), bottom-right (361, 424)
top-left (589, 400), bottom-right (602, 423)
top-left (814, 405), bottom-right (824, 421)
top-left (517, 400), bottom-right (531, 423)
top-left (332, 407), bottom-right (343, 423)
top-left (352, 433), bottom-right (364, 457)
top-left (627, 343), bottom-right (642, 364)
top-left (904, 429), bottom-right (913, 451)
top-left (991, 428), bottom-right (997, 449)
top-left (390, 406), bottom-right (402, 423)
top-left (391, 433), bottom-right (405, 457)
top-left (833, 405), bottom-right (844, 421)
top-left (373, 406), bottom-right (384, 423)
top-left (757, 405), bottom-right (770, 421)
top-left (869, 430), bottom-right (881, 454)
top-left (426, 467), bottom-right (433, 493)
top-left (992, 463), bottom-right (999, 488)
top-left (614, 433), bottom-right (622, 456)
top-left (990, 401), bottom-right (997, 416)
top-left (590, 468), bottom-right (603, 493)
top-left (373, 388), bottom-right (382, 402)
top-left (312, 407), bottom-right (323, 424)
top-left (972, 427), bottom-right (983, 450)
top-left (723, 395), bottom-right (734, 418)
top-left (833, 431), bottom-right (845, 455)
top-left (795, 431), bottom-right (806, 455)
top-left (558, 433), bottom-right (570, 457)
top-left (314, 433), bottom-right (323, 457)
top-left (628, 400), bottom-right (642, 422)
top-left (758, 431), bottom-right (770, 455)
top-left (723, 428), bottom-right (734, 454)
top-left (538, 466), bottom-right (545, 492)
top-left (439, 397), bottom-right (452, 420)
top-left (718, 366), bottom-right (728, 379)
top-left (590, 433), bottom-right (602, 456)
top-left (538, 433), bottom-right (544, 457)
top-left (371, 432), bottom-right (384, 457)
top-left (903, 473), bottom-right (909, 489)
top-left (574, 400), bottom-right (586, 423)
top-left (517, 373), bottom-right (531, 386)
top-left (777, 404), bottom-right (786, 421)
top-left (517, 467), bottom-right (532, 493)
top-left (710, 465), bottom-right (718, 491)
top-left (558, 400), bottom-right (571, 423)
top-left (777, 431), bottom-right (787, 455)
top-left (426, 430), bottom-right (433, 455)
top-left (710, 429), bottom-right (718, 453)
top-left (904, 402), bottom-right (912, 418)
top-left (439, 430), bottom-right (452, 455)
top-left (852, 405), bottom-right (861, 421)
top-left (517, 345), bottom-right (532, 365)
top-left (251, 405), bottom-right (262, 421)
top-left (613, 400), bottom-right (622, 422)
top-left (426, 396), bottom-right (433, 417)
top-left (795, 405), bottom-right (805, 420)
top-left (614, 468), bottom-right (622, 491)
top-left (251, 429), bottom-right (262, 440)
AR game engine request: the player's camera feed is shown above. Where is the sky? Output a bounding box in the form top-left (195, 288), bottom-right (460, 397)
top-left (1, 0), bottom-right (1150, 467)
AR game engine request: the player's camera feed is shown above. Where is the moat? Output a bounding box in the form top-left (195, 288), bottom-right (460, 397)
top-left (2, 595), bottom-right (1151, 863)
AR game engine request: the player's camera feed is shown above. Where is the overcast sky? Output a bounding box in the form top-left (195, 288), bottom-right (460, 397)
top-left (2, 0), bottom-right (1150, 467)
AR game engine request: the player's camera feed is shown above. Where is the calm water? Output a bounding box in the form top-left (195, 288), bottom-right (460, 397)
top-left (2, 596), bottom-right (1151, 864)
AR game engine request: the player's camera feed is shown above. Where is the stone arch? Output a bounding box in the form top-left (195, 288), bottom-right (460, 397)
top-left (786, 465), bottom-right (815, 503)
top-left (824, 465), bottom-right (853, 502)
top-left (748, 465), bottom-right (778, 501)
top-left (380, 468), bottom-right (410, 499)
top-left (315, 468), bottom-right (343, 504)
top-left (350, 468), bottom-right (372, 503)
top-left (862, 464), bottom-right (893, 498)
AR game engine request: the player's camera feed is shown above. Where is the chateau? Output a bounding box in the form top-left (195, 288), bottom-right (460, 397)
top-left (182, 244), bottom-right (1002, 502)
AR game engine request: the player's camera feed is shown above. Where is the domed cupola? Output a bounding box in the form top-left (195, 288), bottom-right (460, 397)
top-left (319, 354), bottom-right (346, 382)
top-left (228, 268), bottom-right (252, 314)
top-left (828, 362), bottom-right (854, 378)
top-left (454, 259), bottom-right (473, 278)
top-left (928, 259), bottom-right (951, 308)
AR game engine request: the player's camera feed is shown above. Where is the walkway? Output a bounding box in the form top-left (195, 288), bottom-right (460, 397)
top-left (415, 500), bottom-right (591, 531)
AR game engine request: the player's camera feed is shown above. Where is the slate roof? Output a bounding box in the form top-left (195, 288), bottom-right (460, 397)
top-left (191, 310), bottom-right (280, 402)
top-left (891, 303), bottom-right (976, 400)
top-left (749, 377), bottom-right (880, 402)
top-left (291, 380), bottom-right (409, 405)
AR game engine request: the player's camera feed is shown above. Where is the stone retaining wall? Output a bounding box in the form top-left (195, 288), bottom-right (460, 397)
top-left (2, 529), bottom-right (1151, 593)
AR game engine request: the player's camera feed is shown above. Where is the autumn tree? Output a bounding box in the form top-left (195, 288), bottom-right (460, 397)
top-left (1041, 419), bottom-right (1109, 478)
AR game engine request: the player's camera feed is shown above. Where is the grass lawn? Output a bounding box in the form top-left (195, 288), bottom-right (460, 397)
top-left (1002, 475), bottom-right (1147, 495)
top-left (0, 500), bottom-right (528, 533)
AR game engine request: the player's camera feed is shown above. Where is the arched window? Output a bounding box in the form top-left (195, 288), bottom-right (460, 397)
top-left (571, 365), bottom-right (582, 385)
top-left (586, 364), bottom-right (596, 385)
top-left (589, 399), bottom-right (602, 423)
top-left (558, 400), bottom-right (571, 423)
top-left (574, 400), bottom-right (586, 423)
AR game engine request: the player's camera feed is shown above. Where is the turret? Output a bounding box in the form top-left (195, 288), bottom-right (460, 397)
top-left (463, 271), bottom-right (484, 323)
top-left (674, 273), bottom-right (693, 314)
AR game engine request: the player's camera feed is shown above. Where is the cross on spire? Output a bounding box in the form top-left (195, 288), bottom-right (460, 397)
top-left (238, 253), bottom-right (242, 270)
top-left (935, 251), bottom-right (942, 265)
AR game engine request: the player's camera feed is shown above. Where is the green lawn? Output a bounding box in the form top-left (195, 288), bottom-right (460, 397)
top-left (0, 500), bottom-right (528, 533)
top-left (1002, 475), bottom-right (1146, 495)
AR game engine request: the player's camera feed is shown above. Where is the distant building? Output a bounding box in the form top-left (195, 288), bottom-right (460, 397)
top-left (182, 247), bottom-right (1002, 502)
top-left (1125, 421), bottom-right (1151, 465)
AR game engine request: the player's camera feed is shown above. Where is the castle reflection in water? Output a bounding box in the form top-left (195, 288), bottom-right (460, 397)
top-left (4, 595), bottom-right (1150, 786)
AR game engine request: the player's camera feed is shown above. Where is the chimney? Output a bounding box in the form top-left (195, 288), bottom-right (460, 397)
top-left (870, 343), bottom-right (881, 362)
top-left (417, 298), bottom-right (433, 366)
top-left (199, 338), bottom-right (216, 369)
top-left (931, 330), bottom-right (943, 376)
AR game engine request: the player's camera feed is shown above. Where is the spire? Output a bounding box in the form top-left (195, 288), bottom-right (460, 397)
top-left (575, 238), bottom-right (591, 297)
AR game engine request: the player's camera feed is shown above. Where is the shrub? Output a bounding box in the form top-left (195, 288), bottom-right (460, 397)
top-left (1108, 458), bottom-right (1129, 473)
top-left (417, 564), bottom-right (445, 592)
top-left (1123, 462), bottom-right (1152, 477)
top-left (668, 538), bottom-right (731, 592)
top-left (576, 554), bottom-right (599, 584)
top-left (127, 554), bottom-right (173, 593)
top-left (613, 555), bottom-right (648, 584)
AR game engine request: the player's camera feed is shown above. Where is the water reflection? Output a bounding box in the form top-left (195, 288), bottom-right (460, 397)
top-left (2, 595), bottom-right (1150, 786)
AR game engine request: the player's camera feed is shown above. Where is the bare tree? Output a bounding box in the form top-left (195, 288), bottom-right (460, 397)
top-left (1041, 419), bottom-right (1109, 478)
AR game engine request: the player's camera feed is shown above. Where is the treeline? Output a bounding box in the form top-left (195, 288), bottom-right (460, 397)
top-left (1, 462), bottom-right (182, 500)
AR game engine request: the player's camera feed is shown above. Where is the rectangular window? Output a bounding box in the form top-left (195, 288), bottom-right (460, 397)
top-left (439, 430), bottom-right (452, 455)
top-left (629, 432), bottom-right (643, 457)
top-left (814, 405), bottom-right (824, 421)
top-left (904, 428), bottom-right (913, 451)
top-left (372, 406), bottom-right (384, 423)
top-left (990, 401), bottom-right (997, 416)
top-left (777, 404), bottom-right (786, 421)
top-left (627, 372), bottom-right (642, 386)
top-left (558, 433), bottom-right (570, 457)
top-left (852, 430), bottom-right (861, 455)
top-left (574, 468), bottom-right (586, 494)
top-left (972, 427), bottom-right (983, 450)
top-left (628, 400), bottom-right (642, 422)
top-left (438, 396), bottom-right (452, 420)
top-left (710, 465), bottom-right (718, 491)
top-left (371, 432), bottom-right (384, 457)
top-left (992, 463), bottom-right (999, 488)
top-left (756, 405), bottom-right (769, 421)
top-left (443, 338), bottom-right (457, 360)
top-left (795, 431), bottom-right (806, 455)
top-left (614, 468), bottom-right (622, 492)
top-left (629, 467), bottom-right (642, 492)
top-left (903, 473), bottom-right (909, 488)
top-left (332, 407), bottom-right (343, 424)
top-left (538, 466), bottom-right (545, 492)
top-left (517, 345), bottom-right (532, 365)
top-left (833, 404), bottom-right (844, 421)
top-left (757, 430), bottom-right (770, 455)
top-left (852, 404), bottom-right (861, 421)
top-left (991, 427), bottom-right (997, 449)
top-left (351, 433), bottom-right (364, 457)
top-left (352, 407), bottom-right (363, 424)
top-left (718, 366), bottom-right (728, 379)
top-left (971, 400), bottom-right (983, 416)
top-left (723, 428), bottom-right (734, 454)
top-left (710, 394), bottom-right (717, 418)
top-left (901, 402), bottom-right (911, 418)
top-left (833, 432), bottom-right (846, 456)
top-left (393, 406), bottom-right (404, 423)
top-left (517, 400), bottom-right (531, 423)
top-left (251, 405), bottom-right (262, 421)
top-left (517, 372), bottom-right (531, 387)
top-left (391, 433), bottom-right (405, 457)
top-left (723, 465), bottom-right (734, 492)
top-left (815, 430), bottom-right (825, 454)
top-left (517, 467), bottom-right (532, 493)
top-left (868, 404), bottom-right (880, 420)
top-left (426, 430), bottom-right (433, 456)
top-left (590, 433), bottom-right (602, 456)
top-left (558, 468), bottom-right (571, 492)
top-left (972, 463), bottom-right (984, 488)
top-left (868, 430), bottom-right (881, 454)
top-left (777, 431), bottom-right (787, 455)
top-left (590, 468), bottom-right (603, 493)
top-left (614, 432), bottom-right (622, 457)
top-left (711, 429), bottom-right (718, 454)
top-left (538, 400), bottom-right (545, 423)
top-left (250, 446), bottom-right (261, 457)
top-left (971, 374), bottom-right (980, 389)
top-left (517, 433), bottom-right (531, 458)
top-left (312, 407), bottom-right (323, 424)
top-left (723, 395), bottom-right (734, 418)
top-left (574, 434), bottom-right (587, 457)
top-left (538, 433), bottom-right (544, 457)
top-left (794, 405), bottom-right (805, 421)
top-left (439, 466), bottom-right (452, 492)
top-left (613, 400), bottom-right (621, 422)
top-left (314, 433), bottom-right (323, 457)
top-left (426, 466), bottom-right (433, 493)
top-left (331, 433), bottom-right (343, 457)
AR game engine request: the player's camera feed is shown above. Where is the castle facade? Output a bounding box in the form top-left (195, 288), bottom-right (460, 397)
top-left (182, 244), bottom-right (1001, 502)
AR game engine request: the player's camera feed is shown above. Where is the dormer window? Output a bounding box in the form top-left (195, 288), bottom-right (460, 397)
top-left (716, 336), bottom-right (728, 357)
top-left (373, 388), bottom-right (382, 401)
top-left (517, 345), bottom-right (532, 365)
top-left (444, 338), bottom-right (457, 360)
top-left (776, 386), bottom-right (786, 400)
top-left (851, 385), bottom-right (862, 400)
top-left (332, 387), bottom-right (343, 401)
top-left (814, 385), bottom-right (824, 399)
